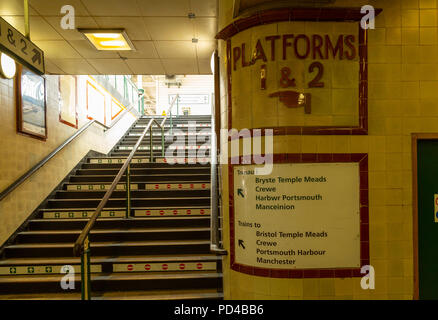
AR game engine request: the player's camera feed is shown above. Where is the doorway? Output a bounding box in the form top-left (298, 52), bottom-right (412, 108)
top-left (413, 134), bottom-right (438, 300)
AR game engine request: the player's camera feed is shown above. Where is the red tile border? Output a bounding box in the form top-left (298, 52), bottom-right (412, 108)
top-left (219, 7), bottom-right (383, 136)
top-left (229, 153), bottom-right (369, 278)
top-left (216, 8), bottom-right (383, 40)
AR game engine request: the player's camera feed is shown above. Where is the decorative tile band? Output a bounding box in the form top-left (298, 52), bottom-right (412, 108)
top-left (0, 265), bottom-right (101, 275)
top-left (65, 183), bottom-right (209, 191)
top-left (43, 210), bottom-right (125, 219)
top-left (89, 158), bottom-right (210, 164)
top-left (118, 146), bottom-right (210, 151)
top-left (135, 208), bottom-right (210, 217)
top-left (145, 183), bottom-right (210, 191)
top-left (90, 158), bottom-right (150, 164)
top-left (66, 184), bottom-right (138, 191)
top-left (128, 132), bottom-right (211, 137)
top-left (113, 262), bottom-right (216, 272)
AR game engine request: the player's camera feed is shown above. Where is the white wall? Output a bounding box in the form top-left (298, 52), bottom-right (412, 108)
top-left (156, 75), bottom-right (214, 116)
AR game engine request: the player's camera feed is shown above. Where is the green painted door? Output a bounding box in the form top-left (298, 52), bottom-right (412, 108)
top-left (417, 139), bottom-right (438, 299)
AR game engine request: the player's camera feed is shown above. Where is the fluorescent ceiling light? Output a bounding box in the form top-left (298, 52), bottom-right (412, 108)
top-left (78, 29), bottom-right (135, 51)
top-left (0, 52), bottom-right (16, 79)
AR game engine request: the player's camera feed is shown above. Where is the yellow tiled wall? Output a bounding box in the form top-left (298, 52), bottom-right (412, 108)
top-left (217, 0), bottom-right (438, 300)
top-left (0, 75), bottom-right (136, 246)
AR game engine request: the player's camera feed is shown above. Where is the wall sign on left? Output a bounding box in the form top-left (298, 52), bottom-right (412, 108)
top-left (15, 65), bottom-right (47, 140)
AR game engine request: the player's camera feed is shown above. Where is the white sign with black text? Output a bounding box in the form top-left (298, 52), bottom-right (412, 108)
top-left (234, 162), bottom-right (361, 269)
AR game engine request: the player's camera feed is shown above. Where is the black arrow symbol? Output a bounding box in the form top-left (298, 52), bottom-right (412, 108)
top-left (238, 239), bottom-right (245, 249)
top-left (237, 188), bottom-right (244, 198)
top-left (32, 49), bottom-right (41, 65)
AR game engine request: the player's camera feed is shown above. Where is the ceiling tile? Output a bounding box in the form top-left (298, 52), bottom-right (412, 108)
top-left (34, 40), bottom-right (82, 59)
top-left (155, 41), bottom-right (196, 59)
top-left (29, 0), bottom-right (90, 16)
top-left (68, 40), bottom-right (120, 59)
top-left (45, 59), bottom-right (65, 74)
top-left (119, 41), bottom-right (158, 59)
top-left (0, 0), bottom-right (38, 15)
top-left (82, 0), bottom-right (142, 16)
top-left (143, 17), bottom-right (194, 41)
top-left (93, 17), bottom-right (151, 41)
top-left (50, 59), bottom-right (98, 74)
top-left (194, 17), bottom-right (217, 40)
top-left (88, 59), bottom-right (132, 74)
top-left (190, 0), bottom-right (217, 17)
top-left (125, 59), bottom-right (165, 74)
top-left (196, 41), bottom-right (216, 59)
top-left (138, 0), bottom-right (190, 17)
top-left (198, 58), bottom-right (213, 74)
top-left (45, 16), bottom-right (99, 41)
top-left (162, 58), bottom-right (198, 75)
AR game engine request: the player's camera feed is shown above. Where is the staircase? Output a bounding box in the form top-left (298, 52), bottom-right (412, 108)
top-left (0, 115), bottom-right (223, 300)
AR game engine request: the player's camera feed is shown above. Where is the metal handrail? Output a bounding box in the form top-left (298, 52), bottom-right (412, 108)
top-left (73, 97), bottom-right (179, 300)
top-left (160, 95), bottom-right (179, 131)
top-left (0, 112), bottom-right (132, 202)
top-left (73, 118), bottom-right (155, 256)
top-left (209, 90), bottom-right (227, 255)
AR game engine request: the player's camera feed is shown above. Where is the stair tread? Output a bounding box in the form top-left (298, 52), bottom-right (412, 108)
top-left (0, 271), bottom-right (222, 283)
top-left (7, 239), bottom-right (210, 249)
top-left (63, 181), bottom-right (209, 184)
top-left (31, 216), bottom-right (210, 222)
top-left (0, 289), bottom-right (223, 300)
top-left (70, 174), bottom-right (209, 177)
top-left (0, 254), bottom-right (222, 266)
top-left (40, 206), bottom-right (209, 212)
top-left (48, 196), bottom-right (210, 201)
top-left (19, 227), bottom-right (210, 235)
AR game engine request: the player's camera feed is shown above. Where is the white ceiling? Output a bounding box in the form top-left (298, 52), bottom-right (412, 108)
top-left (0, 0), bottom-right (217, 75)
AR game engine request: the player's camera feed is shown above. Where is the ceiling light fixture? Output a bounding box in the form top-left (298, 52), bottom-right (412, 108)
top-left (78, 29), bottom-right (135, 51)
top-left (0, 52), bottom-right (17, 79)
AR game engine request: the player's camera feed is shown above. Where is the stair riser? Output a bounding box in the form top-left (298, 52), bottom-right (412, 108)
top-left (15, 231), bottom-right (210, 243)
top-left (54, 190), bottom-right (210, 198)
top-left (110, 152), bottom-right (211, 157)
top-left (83, 163), bottom-right (210, 169)
top-left (76, 168), bottom-right (210, 175)
top-left (0, 276), bottom-right (221, 294)
top-left (68, 175), bottom-right (210, 183)
top-left (4, 244), bottom-right (211, 258)
top-left (46, 198), bottom-right (209, 208)
top-left (29, 218), bottom-right (210, 230)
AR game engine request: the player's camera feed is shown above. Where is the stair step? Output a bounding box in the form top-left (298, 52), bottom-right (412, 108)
top-left (0, 289), bottom-right (223, 300)
top-left (0, 254), bottom-right (222, 266)
top-left (15, 227), bottom-right (210, 243)
top-left (69, 174), bottom-right (210, 183)
top-left (4, 240), bottom-right (211, 257)
top-left (46, 196), bottom-right (209, 209)
top-left (29, 216), bottom-right (211, 230)
top-left (0, 272), bottom-right (222, 294)
top-left (40, 207), bottom-right (210, 219)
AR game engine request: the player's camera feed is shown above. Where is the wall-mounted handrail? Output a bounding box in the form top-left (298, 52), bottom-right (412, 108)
top-left (210, 93), bottom-right (227, 255)
top-left (0, 108), bottom-right (135, 203)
